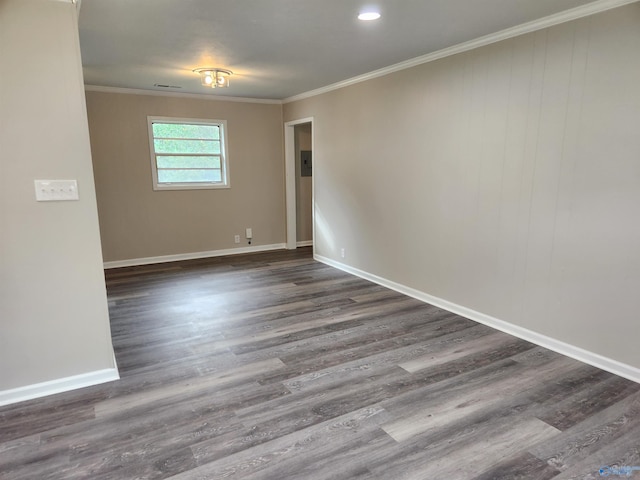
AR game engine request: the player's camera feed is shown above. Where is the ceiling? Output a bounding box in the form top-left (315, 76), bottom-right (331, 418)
top-left (78, 0), bottom-right (606, 101)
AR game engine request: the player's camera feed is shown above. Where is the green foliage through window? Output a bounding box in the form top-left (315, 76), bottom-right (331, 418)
top-left (148, 118), bottom-right (228, 189)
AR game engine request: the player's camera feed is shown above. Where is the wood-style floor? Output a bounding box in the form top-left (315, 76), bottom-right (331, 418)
top-left (1, 247), bottom-right (639, 479)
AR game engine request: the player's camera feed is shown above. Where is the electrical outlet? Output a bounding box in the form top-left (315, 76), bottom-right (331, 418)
top-left (340, 248), bottom-right (345, 259)
top-left (245, 227), bottom-right (252, 239)
top-left (234, 235), bottom-right (240, 244)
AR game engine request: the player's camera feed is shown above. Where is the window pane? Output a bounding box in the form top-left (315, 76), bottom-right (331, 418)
top-left (154, 139), bottom-right (221, 154)
top-left (156, 156), bottom-right (221, 169)
top-left (149, 117), bottom-right (228, 189)
top-left (152, 123), bottom-right (219, 140)
top-left (158, 169), bottom-right (222, 183)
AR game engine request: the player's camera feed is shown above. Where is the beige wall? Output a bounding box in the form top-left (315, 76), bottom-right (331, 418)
top-left (284, 4), bottom-right (640, 370)
top-left (295, 123), bottom-right (313, 242)
top-left (85, 92), bottom-right (285, 262)
top-left (0, 0), bottom-right (116, 391)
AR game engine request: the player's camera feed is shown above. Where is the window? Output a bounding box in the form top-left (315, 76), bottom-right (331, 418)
top-left (147, 116), bottom-right (229, 190)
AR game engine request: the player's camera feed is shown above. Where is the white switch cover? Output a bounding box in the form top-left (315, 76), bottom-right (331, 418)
top-left (245, 228), bottom-right (252, 238)
top-left (35, 180), bottom-right (79, 202)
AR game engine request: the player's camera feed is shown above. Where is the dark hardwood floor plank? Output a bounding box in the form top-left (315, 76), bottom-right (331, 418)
top-left (398, 328), bottom-right (520, 373)
top-left (173, 406), bottom-right (390, 479)
top-left (535, 374), bottom-right (640, 431)
top-left (530, 390), bottom-right (640, 471)
top-left (94, 358), bottom-right (286, 417)
top-left (212, 297), bottom-right (422, 352)
top-left (256, 315), bottom-right (476, 385)
top-left (547, 426), bottom-right (640, 480)
top-left (380, 355), bottom-right (574, 443)
top-left (369, 416), bottom-right (560, 480)
top-left (470, 451), bottom-right (561, 480)
top-left (247, 429), bottom-right (392, 480)
top-left (237, 429), bottom-right (391, 480)
top-left (281, 324), bottom-right (505, 394)
top-left (224, 309), bottom-right (468, 369)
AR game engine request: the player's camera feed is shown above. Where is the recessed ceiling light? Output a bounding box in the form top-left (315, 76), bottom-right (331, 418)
top-left (358, 11), bottom-right (381, 21)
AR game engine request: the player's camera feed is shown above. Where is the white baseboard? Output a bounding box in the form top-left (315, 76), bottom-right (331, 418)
top-left (0, 367), bottom-right (120, 407)
top-left (104, 243), bottom-right (287, 269)
top-left (315, 254), bottom-right (640, 384)
top-left (296, 240), bottom-right (313, 247)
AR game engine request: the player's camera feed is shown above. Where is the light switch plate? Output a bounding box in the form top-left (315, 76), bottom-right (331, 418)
top-left (34, 180), bottom-right (79, 201)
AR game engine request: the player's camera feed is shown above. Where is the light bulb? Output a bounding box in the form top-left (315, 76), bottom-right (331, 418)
top-left (358, 11), bottom-right (381, 21)
top-left (194, 68), bottom-right (232, 88)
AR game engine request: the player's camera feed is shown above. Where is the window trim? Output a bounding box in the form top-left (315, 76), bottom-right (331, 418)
top-left (147, 116), bottom-right (230, 191)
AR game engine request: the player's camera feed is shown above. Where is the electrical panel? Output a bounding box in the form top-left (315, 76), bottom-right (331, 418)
top-left (301, 150), bottom-right (312, 177)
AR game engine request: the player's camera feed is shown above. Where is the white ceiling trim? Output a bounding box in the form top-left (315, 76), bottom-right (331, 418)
top-left (84, 85), bottom-right (282, 105)
top-left (284, 0), bottom-right (640, 104)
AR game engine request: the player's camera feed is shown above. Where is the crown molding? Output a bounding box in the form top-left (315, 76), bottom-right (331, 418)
top-left (284, 0), bottom-right (640, 104)
top-left (84, 85), bottom-right (282, 105)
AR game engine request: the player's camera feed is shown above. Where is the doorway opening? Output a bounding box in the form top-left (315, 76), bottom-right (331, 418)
top-left (284, 117), bottom-right (314, 250)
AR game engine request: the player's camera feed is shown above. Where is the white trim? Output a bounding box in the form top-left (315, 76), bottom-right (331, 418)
top-left (315, 254), bottom-right (640, 385)
top-left (104, 243), bottom-right (286, 269)
top-left (0, 367), bottom-right (120, 407)
top-left (84, 85), bottom-right (282, 105)
top-left (147, 116), bottom-right (230, 191)
top-left (296, 240), bottom-right (313, 247)
top-left (283, 0), bottom-right (640, 104)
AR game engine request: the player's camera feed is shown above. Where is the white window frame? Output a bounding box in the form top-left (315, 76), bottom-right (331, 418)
top-left (147, 116), bottom-right (230, 191)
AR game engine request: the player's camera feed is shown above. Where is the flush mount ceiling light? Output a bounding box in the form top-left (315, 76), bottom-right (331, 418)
top-left (358, 11), bottom-right (381, 21)
top-left (193, 68), bottom-right (232, 88)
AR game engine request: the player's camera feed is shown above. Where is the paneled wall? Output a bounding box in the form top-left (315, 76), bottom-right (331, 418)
top-left (284, 4), bottom-right (640, 370)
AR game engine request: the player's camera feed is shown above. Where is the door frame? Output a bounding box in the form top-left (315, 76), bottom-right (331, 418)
top-left (284, 117), bottom-right (314, 250)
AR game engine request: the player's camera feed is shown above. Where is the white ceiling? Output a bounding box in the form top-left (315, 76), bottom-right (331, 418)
top-left (78, 0), bottom-right (610, 100)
